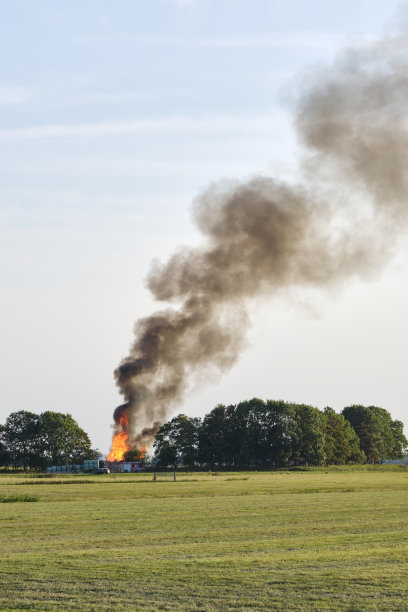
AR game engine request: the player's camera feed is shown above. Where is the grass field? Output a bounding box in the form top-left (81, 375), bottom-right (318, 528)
top-left (0, 467), bottom-right (407, 611)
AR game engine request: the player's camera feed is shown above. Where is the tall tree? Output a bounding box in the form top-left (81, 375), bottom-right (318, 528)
top-left (291, 404), bottom-right (326, 466)
top-left (1, 411), bottom-right (98, 469)
top-left (343, 418), bottom-right (366, 463)
top-left (222, 403), bottom-right (242, 466)
top-left (37, 412), bottom-right (97, 466)
top-left (263, 400), bottom-right (294, 466)
top-left (390, 420), bottom-right (408, 459)
top-left (198, 404), bottom-right (227, 466)
top-left (342, 405), bottom-right (406, 462)
top-left (198, 399), bottom-right (294, 467)
top-left (342, 405), bottom-right (379, 462)
top-left (0, 425), bottom-right (11, 468)
top-left (154, 414), bottom-right (201, 467)
top-left (245, 399), bottom-right (294, 467)
top-left (1, 411), bottom-right (41, 470)
top-left (323, 407), bottom-right (365, 464)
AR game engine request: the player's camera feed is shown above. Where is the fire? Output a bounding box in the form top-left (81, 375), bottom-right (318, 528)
top-left (138, 445), bottom-right (146, 460)
top-left (107, 412), bottom-right (130, 462)
top-left (107, 412), bottom-right (147, 463)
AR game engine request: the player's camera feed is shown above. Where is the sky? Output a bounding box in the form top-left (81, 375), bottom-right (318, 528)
top-left (1, 0), bottom-right (407, 453)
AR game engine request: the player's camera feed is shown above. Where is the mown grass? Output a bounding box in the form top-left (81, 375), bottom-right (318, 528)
top-left (0, 493), bottom-right (39, 503)
top-left (0, 467), bottom-right (407, 610)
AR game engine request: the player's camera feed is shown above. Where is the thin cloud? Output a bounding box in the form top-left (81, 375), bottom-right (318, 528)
top-left (73, 32), bottom-right (343, 50)
top-left (0, 112), bottom-right (286, 142)
top-left (49, 87), bottom-right (194, 110)
top-left (164, 0), bottom-right (196, 6)
top-left (0, 86), bottom-right (32, 105)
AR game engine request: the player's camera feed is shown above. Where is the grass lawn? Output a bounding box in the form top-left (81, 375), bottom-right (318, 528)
top-left (0, 467), bottom-right (407, 610)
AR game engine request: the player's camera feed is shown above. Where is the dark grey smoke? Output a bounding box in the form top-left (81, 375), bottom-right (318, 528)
top-left (112, 33), bottom-right (408, 447)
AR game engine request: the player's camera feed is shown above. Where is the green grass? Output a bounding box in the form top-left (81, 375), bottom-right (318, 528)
top-left (0, 493), bottom-right (39, 503)
top-left (0, 468), bottom-right (407, 610)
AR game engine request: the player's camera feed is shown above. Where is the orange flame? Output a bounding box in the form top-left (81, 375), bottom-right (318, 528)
top-left (107, 412), bottom-right (147, 463)
top-left (107, 412), bottom-right (131, 462)
top-left (138, 445), bottom-right (146, 460)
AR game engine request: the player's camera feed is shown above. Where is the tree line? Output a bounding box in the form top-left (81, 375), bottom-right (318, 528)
top-left (0, 411), bottom-right (99, 470)
top-left (1, 401), bottom-right (406, 471)
top-left (153, 400), bottom-right (407, 468)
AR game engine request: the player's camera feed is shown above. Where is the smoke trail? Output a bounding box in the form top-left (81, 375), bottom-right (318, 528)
top-left (112, 33), bottom-right (408, 447)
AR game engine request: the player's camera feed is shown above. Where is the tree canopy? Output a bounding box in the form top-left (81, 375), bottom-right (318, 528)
top-left (154, 414), bottom-right (201, 467)
top-left (153, 399), bottom-right (407, 468)
top-left (342, 405), bottom-right (407, 463)
top-left (0, 411), bottom-right (98, 469)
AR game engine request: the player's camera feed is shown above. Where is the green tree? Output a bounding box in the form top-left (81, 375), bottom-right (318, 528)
top-left (197, 399), bottom-right (294, 468)
top-left (124, 449), bottom-right (144, 462)
top-left (260, 400), bottom-right (294, 467)
top-left (342, 405), bottom-right (406, 462)
top-left (37, 412), bottom-right (97, 466)
top-left (240, 399), bottom-right (294, 467)
top-left (1, 411), bottom-right (98, 470)
top-left (342, 405), bottom-right (379, 462)
top-left (1, 411), bottom-right (41, 470)
top-left (343, 418), bottom-right (366, 463)
top-left (323, 407), bottom-right (347, 464)
top-left (226, 401), bottom-right (253, 466)
top-left (154, 442), bottom-right (178, 468)
top-left (154, 414), bottom-right (201, 467)
top-left (323, 407), bottom-right (365, 464)
top-left (153, 400), bottom-right (406, 471)
top-left (123, 448), bottom-right (150, 466)
top-left (390, 420), bottom-right (408, 459)
top-left (291, 404), bottom-right (326, 466)
top-left (0, 425), bottom-right (12, 468)
top-left (198, 404), bottom-right (227, 466)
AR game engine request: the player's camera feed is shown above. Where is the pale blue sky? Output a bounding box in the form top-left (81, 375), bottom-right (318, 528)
top-left (1, 0), bottom-right (407, 452)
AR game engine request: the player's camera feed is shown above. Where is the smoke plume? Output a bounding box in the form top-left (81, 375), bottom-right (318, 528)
top-left (112, 33), bottom-right (408, 447)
